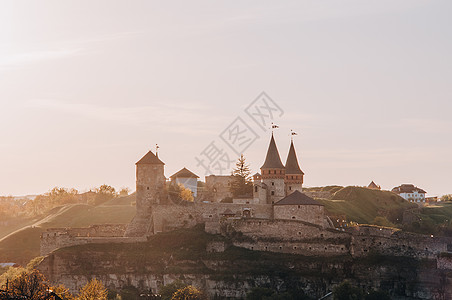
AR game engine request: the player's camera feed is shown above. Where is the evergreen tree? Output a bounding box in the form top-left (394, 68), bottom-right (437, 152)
top-left (230, 154), bottom-right (253, 197)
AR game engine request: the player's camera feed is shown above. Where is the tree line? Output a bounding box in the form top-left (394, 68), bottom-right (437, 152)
top-left (0, 185), bottom-right (130, 220)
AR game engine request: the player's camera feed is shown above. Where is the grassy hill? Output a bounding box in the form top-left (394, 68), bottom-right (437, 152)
top-left (0, 195), bottom-right (136, 266)
top-left (402, 202), bottom-right (452, 235)
top-left (317, 186), bottom-right (416, 225)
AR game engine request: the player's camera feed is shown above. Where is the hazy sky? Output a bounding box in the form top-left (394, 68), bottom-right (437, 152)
top-left (1, 1), bottom-right (451, 197)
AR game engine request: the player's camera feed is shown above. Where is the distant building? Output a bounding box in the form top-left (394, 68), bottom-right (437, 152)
top-left (367, 181), bottom-right (381, 190)
top-left (170, 167), bottom-right (199, 197)
top-left (392, 184), bottom-right (426, 203)
top-left (425, 196), bottom-right (438, 204)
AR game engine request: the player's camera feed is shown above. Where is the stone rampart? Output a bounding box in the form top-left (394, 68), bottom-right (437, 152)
top-left (224, 218), bottom-right (351, 256)
top-left (222, 219), bottom-right (452, 259)
top-left (437, 255), bottom-right (452, 270)
top-left (40, 224), bottom-right (142, 256)
top-left (151, 203), bottom-right (273, 233)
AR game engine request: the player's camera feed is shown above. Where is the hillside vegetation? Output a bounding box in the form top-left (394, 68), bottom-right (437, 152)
top-left (402, 202), bottom-right (452, 235)
top-left (0, 195), bottom-right (136, 266)
top-left (317, 186), bottom-right (416, 225)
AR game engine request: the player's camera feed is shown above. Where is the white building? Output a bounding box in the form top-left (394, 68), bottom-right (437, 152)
top-left (392, 184), bottom-right (426, 203)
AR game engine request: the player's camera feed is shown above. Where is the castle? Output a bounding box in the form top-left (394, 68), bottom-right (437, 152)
top-left (38, 132), bottom-right (452, 298)
top-left (123, 133), bottom-right (326, 237)
top-left (40, 133), bottom-right (452, 261)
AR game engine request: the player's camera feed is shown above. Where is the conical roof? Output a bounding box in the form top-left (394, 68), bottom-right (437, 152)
top-left (136, 151), bottom-right (164, 165)
top-left (261, 133), bottom-right (284, 169)
top-left (285, 141), bottom-right (304, 175)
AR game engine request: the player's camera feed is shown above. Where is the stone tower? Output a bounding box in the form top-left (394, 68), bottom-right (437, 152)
top-left (260, 133), bottom-right (286, 204)
top-left (124, 150), bottom-right (166, 237)
top-left (284, 140), bottom-right (304, 195)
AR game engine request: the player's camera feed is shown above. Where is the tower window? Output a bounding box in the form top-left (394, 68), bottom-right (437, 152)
top-left (271, 191), bottom-right (275, 196)
top-left (147, 187), bottom-right (149, 190)
top-left (289, 186), bottom-right (292, 190)
top-left (255, 186), bottom-right (258, 192)
top-left (271, 182), bottom-right (274, 186)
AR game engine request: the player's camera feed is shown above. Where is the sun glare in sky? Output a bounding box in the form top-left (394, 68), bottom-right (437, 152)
top-left (0, 1), bottom-right (451, 197)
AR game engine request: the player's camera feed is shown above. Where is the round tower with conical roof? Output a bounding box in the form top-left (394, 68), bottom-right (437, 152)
top-left (260, 133), bottom-right (286, 204)
top-left (284, 140), bottom-right (304, 195)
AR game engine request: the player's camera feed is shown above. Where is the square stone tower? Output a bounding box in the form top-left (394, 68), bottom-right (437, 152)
top-left (124, 150), bottom-right (166, 237)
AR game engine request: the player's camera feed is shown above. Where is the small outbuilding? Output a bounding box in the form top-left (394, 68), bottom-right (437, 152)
top-left (367, 181), bottom-right (381, 190)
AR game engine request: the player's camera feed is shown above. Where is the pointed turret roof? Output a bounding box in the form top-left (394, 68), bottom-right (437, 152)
top-left (136, 151), bottom-right (165, 165)
top-left (261, 133), bottom-right (284, 169)
top-left (285, 141), bottom-right (304, 175)
top-left (275, 190), bottom-right (322, 206)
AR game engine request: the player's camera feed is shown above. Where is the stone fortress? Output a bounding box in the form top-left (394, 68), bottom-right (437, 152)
top-left (41, 133), bottom-right (452, 263)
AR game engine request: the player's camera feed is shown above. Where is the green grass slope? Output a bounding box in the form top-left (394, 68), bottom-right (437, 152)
top-left (303, 185), bottom-right (343, 194)
top-left (0, 198), bottom-right (135, 266)
top-left (317, 186), bottom-right (416, 224)
top-left (402, 202), bottom-right (452, 235)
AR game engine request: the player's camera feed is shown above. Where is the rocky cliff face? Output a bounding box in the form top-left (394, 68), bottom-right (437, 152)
top-left (37, 228), bottom-right (452, 299)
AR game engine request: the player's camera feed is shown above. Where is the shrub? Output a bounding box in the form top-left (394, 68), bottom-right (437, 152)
top-left (171, 285), bottom-right (206, 300)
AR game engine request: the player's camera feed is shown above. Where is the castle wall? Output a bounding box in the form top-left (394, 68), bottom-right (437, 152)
top-left (223, 219), bottom-right (452, 259)
top-left (39, 224), bottom-right (143, 256)
top-left (226, 218), bottom-right (348, 240)
top-left (274, 205), bottom-right (324, 226)
top-left (205, 175), bottom-right (233, 203)
top-left (233, 240), bottom-right (350, 256)
top-left (151, 203), bottom-right (273, 233)
top-left (223, 218), bottom-right (351, 256)
top-left (437, 256), bottom-right (452, 270)
top-left (349, 230), bottom-right (449, 259)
